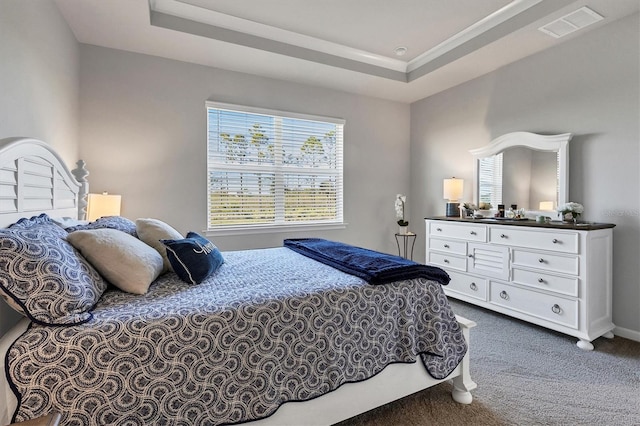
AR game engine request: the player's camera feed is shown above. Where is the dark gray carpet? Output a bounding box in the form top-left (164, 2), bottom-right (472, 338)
top-left (338, 300), bottom-right (640, 426)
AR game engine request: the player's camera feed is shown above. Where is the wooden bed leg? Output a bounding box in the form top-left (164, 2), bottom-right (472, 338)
top-left (451, 315), bottom-right (478, 404)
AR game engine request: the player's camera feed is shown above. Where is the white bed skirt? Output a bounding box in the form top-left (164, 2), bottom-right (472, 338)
top-left (248, 360), bottom-right (456, 425)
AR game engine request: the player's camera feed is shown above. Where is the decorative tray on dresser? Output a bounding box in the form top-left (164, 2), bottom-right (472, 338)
top-left (425, 217), bottom-right (616, 350)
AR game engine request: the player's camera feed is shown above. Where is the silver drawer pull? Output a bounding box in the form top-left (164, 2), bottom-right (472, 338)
top-left (551, 304), bottom-right (562, 314)
top-left (470, 283), bottom-right (478, 291)
top-left (500, 234), bottom-right (507, 238)
top-left (436, 228), bottom-right (442, 232)
top-left (538, 278), bottom-right (545, 283)
top-left (470, 231), bottom-right (477, 235)
top-left (538, 258), bottom-right (545, 263)
top-left (443, 259), bottom-right (450, 264)
top-left (499, 290), bottom-right (509, 300)
top-left (443, 244), bottom-right (450, 248)
top-left (552, 238), bottom-right (559, 244)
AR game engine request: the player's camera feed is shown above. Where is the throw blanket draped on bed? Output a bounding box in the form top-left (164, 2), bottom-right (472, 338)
top-left (284, 238), bottom-right (450, 286)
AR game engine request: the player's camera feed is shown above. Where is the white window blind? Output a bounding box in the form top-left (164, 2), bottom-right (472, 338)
top-left (206, 102), bottom-right (344, 230)
top-left (478, 153), bottom-right (503, 207)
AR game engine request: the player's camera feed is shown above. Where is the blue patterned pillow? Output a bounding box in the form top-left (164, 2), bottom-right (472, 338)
top-left (10, 213), bottom-right (67, 237)
top-left (66, 216), bottom-right (138, 238)
top-left (0, 215), bottom-right (107, 325)
top-left (161, 232), bottom-right (224, 284)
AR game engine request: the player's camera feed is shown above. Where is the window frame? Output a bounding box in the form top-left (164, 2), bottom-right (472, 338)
top-left (478, 152), bottom-right (503, 208)
top-left (205, 101), bottom-right (346, 236)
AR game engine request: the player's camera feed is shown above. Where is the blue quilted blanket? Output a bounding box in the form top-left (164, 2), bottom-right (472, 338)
top-left (284, 238), bottom-right (450, 286)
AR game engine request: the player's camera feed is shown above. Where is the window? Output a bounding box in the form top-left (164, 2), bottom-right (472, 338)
top-left (478, 153), bottom-right (503, 207)
top-left (206, 102), bottom-right (344, 232)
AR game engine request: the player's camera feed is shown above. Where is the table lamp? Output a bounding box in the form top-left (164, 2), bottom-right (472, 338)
top-left (86, 192), bottom-right (122, 221)
top-left (539, 201), bottom-right (554, 211)
top-left (443, 178), bottom-right (463, 217)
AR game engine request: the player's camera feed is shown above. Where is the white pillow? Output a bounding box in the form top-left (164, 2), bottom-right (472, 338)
top-left (66, 228), bottom-right (163, 295)
top-left (136, 218), bottom-right (183, 273)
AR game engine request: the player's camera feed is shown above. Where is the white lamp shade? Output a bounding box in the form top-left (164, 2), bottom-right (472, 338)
top-left (539, 201), bottom-right (554, 211)
top-left (443, 178), bottom-right (464, 201)
top-left (86, 193), bottom-right (122, 221)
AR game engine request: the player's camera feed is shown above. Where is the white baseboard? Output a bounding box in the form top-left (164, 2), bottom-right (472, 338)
top-left (614, 326), bottom-right (640, 343)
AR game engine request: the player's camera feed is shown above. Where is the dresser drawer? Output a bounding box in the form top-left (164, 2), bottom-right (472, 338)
top-left (512, 249), bottom-right (579, 275)
top-left (489, 282), bottom-right (578, 329)
top-left (512, 267), bottom-right (579, 297)
top-left (428, 252), bottom-right (466, 271)
top-left (429, 222), bottom-right (486, 242)
top-left (428, 237), bottom-right (467, 255)
top-left (489, 227), bottom-right (578, 254)
top-left (446, 270), bottom-right (487, 301)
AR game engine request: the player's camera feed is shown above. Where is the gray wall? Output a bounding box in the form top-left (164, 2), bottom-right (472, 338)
top-left (0, 0), bottom-right (80, 334)
top-left (0, 0), bottom-right (80, 163)
top-left (410, 13), bottom-right (640, 337)
top-left (78, 45), bottom-right (411, 254)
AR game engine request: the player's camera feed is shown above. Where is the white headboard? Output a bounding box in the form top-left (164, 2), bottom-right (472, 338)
top-left (0, 137), bottom-right (88, 227)
top-left (0, 137), bottom-right (88, 335)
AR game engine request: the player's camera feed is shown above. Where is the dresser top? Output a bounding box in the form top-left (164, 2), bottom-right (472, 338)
top-left (425, 216), bottom-right (616, 231)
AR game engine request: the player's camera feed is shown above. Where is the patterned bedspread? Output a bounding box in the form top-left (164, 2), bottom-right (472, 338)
top-left (7, 247), bottom-right (467, 425)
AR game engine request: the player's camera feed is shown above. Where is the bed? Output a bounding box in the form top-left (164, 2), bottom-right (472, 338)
top-left (0, 137), bottom-right (476, 426)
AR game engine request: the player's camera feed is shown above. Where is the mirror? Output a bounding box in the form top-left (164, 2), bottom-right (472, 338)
top-left (470, 132), bottom-right (572, 216)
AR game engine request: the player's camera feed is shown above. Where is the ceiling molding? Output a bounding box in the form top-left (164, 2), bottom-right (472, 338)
top-left (407, 0), bottom-right (544, 72)
top-left (54, 0), bottom-right (640, 103)
top-left (155, 0), bottom-right (408, 72)
top-left (407, 0), bottom-right (576, 81)
top-left (149, 0), bottom-right (575, 83)
top-left (150, 10), bottom-right (409, 81)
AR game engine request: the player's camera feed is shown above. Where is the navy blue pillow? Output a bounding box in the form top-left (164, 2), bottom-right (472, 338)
top-left (161, 232), bottom-right (224, 284)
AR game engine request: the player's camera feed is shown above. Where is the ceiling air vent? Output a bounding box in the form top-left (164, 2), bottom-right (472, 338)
top-left (538, 6), bottom-right (604, 39)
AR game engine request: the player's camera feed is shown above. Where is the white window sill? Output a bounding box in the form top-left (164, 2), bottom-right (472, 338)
top-left (204, 222), bottom-right (348, 237)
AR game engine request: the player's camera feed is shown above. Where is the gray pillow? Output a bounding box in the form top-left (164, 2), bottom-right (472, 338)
top-left (66, 229), bottom-right (163, 295)
top-left (136, 218), bottom-right (183, 273)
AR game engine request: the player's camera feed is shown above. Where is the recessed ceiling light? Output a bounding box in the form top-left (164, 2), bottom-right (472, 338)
top-left (394, 46), bottom-right (407, 57)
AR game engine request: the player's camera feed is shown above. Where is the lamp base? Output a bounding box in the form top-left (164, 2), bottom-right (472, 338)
top-left (446, 202), bottom-right (460, 217)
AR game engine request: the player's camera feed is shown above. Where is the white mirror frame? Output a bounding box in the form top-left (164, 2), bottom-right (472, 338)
top-left (470, 132), bottom-right (572, 217)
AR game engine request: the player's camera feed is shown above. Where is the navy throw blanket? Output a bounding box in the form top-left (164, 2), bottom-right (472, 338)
top-left (284, 238), bottom-right (450, 286)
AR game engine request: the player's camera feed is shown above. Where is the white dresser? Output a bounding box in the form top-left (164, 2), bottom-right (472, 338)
top-left (425, 217), bottom-right (615, 350)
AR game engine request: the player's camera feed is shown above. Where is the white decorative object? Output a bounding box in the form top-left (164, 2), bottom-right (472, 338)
top-left (395, 193), bottom-right (408, 228)
top-left (426, 218), bottom-right (615, 350)
top-left (558, 202), bottom-right (584, 222)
